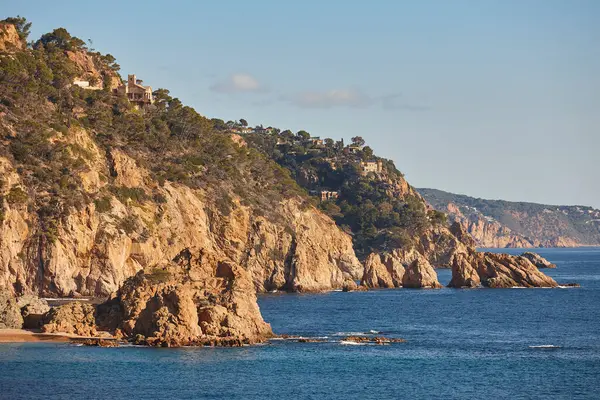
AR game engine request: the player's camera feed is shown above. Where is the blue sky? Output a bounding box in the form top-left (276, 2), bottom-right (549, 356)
top-left (3, 0), bottom-right (599, 207)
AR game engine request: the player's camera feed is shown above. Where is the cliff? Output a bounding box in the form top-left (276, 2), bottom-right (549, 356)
top-left (419, 188), bottom-right (600, 248)
top-left (0, 133), bottom-right (360, 297)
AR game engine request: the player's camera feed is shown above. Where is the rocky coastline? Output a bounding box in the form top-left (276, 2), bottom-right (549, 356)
top-left (0, 20), bottom-right (577, 348)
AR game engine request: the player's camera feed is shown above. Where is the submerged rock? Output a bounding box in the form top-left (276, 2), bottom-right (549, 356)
top-left (71, 338), bottom-right (120, 347)
top-left (520, 252), bottom-right (557, 269)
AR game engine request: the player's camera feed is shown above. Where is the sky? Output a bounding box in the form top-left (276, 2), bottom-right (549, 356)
top-left (2, 0), bottom-right (599, 207)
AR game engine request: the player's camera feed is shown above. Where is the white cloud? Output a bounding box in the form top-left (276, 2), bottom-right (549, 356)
top-left (280, 88), bottom-right (429, 111)
top-left (281, 88), bottom-right (373, 109)
top-left (210, 73), bottom-right (265, 93)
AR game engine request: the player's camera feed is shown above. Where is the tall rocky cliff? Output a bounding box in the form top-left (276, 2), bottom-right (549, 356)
top-left (0, 130), bottom-right (361, 297)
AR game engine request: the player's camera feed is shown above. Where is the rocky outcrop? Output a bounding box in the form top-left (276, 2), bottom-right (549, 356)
top-left (448, 251), bottom-right (558, 288)
top-left (66, 49), bottom-right (121, 90)
top-left (96, 253), bottom-right (272, 347)
top-left (361, 248), bottom-right (440, 289)
top-left (520, 252), bottom-right (556, 268)
top-left (0, 292), bottom-right (23, 328)
top-left (361, 253), bottom-right (396, 288)
top-left (403, 258), bottom-right (442, 288)
top-left (418, 224), bottom-right (471, 268)
top-left (17, 295), bottom-right (50, 328)
top-left (0, 23), bottom-right (24, 52)
top-left (42, 302), bottom-right (98, 336)
top-left (448, 253), bottom-right (480, 288)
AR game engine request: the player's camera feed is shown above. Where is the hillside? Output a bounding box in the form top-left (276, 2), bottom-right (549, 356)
top-left (418, 188), bottom-right (600, 248)
top-left (0, 18), bottom-right (564, 345)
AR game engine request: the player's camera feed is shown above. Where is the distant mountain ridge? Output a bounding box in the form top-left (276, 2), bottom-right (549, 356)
top-left (418, 188), bottom-right (600, 248)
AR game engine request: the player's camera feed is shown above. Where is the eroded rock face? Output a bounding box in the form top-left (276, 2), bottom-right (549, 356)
top-left (361, 248), bottom-right (439, 289)
top-left (0, 23), bottom-right (24, 52)
top-left (0, 293), bottom-right (23, 329)
top-left (361, 253), bottom-right (395, 288)
top-left (403, 258), bottom-right (442, 289)
top-left (97, 252), bottom-right (272, 347)
top-left (448, 253), bottom-right (480, 288)
top-left (0, 131), bottom-right (361, 298)
top-left (42, 302), bottom-right (97, 336)
top-left (17, 295), bottom-right (50, 329)
top-left (448, 252), bottom-right (558, 288)
top-left (418, 225), bottom-right (471, 268)
top-left (520, 252), bottom-right (556, 269)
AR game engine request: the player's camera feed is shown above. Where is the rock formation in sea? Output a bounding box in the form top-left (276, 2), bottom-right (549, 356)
top-left (520, 252), bottom-right (557, 268)
top-left (361, 248), bottom-right (441, 289)
top-left (447, 251), bottom-right (558, 288)
top-left (96, 252), bottom-right (273, 346)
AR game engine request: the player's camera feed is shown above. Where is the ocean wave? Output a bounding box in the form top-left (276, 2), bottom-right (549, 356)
top-left (529, 345), bottom-right (561, 349)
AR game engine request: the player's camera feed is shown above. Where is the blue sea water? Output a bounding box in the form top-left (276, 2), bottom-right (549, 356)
top-left (1, 248), bottom-right (599, 400)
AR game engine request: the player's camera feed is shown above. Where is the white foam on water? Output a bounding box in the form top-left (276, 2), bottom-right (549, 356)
top-left (339, 341), bottom-right (366, 346)
top-left (332, 332), bottom-right (364, 336)
top-left (529, 345), bottom-right (561, 349)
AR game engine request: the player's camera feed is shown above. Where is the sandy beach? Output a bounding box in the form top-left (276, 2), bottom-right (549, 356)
top-left (0, 329), bottom-right (91, 343)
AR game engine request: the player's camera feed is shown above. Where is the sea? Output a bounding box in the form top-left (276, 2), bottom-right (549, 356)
top-left (0, 247), bottom-right (599, 399)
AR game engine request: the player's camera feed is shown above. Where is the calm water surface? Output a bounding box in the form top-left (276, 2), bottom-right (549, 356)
top-left (0, 248), bottom-right (599, 399)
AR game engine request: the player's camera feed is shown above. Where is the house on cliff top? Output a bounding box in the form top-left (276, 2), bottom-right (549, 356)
top-left (360, 160), bottom-right (383, 175)
top-left (114, 74), bottom-right (154, 109)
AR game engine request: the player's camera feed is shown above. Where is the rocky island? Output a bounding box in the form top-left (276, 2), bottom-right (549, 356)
top-left (0, 18), bottom-right (573, 346)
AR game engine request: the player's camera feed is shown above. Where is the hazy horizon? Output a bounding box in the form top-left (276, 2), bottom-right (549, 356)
top-left (2, 0), bottom-right (599, 208)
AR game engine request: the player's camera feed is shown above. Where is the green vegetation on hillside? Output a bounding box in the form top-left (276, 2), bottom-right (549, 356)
top-left (0, 17), bottom-right (448, 257)
top-left (242, 128), bottom-right (445, 256)
top-left (0, 18), bottom-right (307, 246)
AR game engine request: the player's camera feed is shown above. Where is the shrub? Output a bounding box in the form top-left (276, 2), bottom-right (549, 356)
top-left (118, 214), bottom-right (138, 235)
top-left (94, 196), bottom-right (112, 213)
top-left (145, 267), bottom-right (172, 283)
top-left (6, 186), bottom-right (28, 205)
top-left (110, 186), bottom-right (149, 204)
